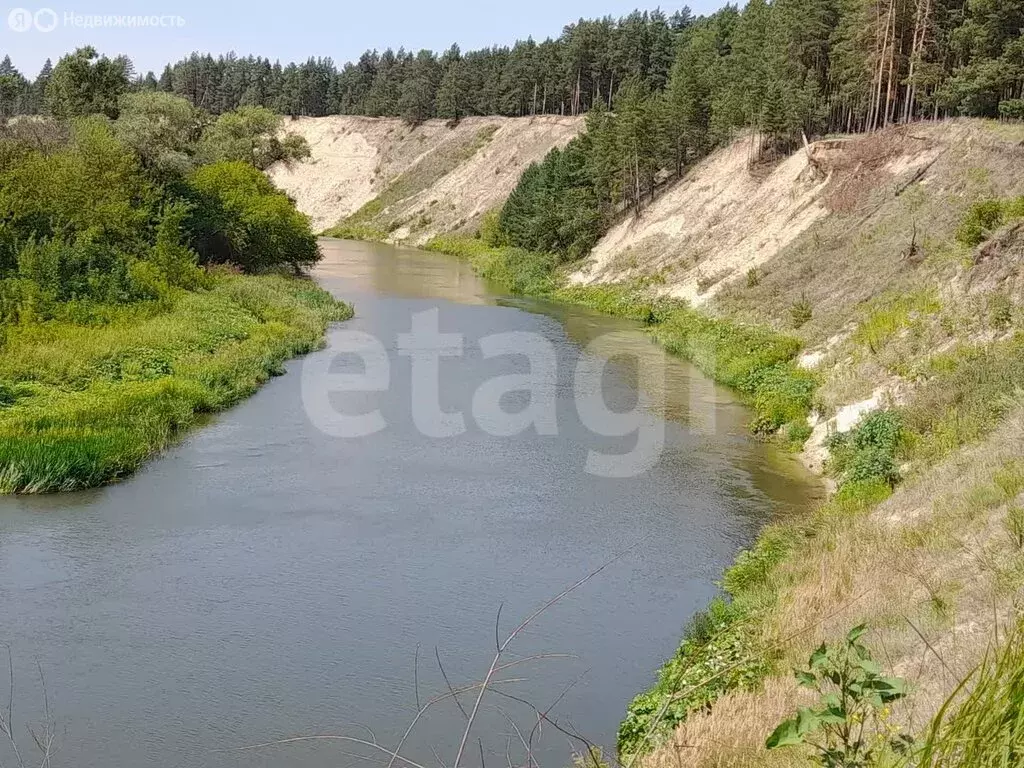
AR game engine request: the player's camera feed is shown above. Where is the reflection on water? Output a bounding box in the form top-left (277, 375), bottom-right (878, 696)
top-left (317, 237), bottom-right (819, 511)
top-left (317, 238), bottom-right (492, 305)
top-left (0, 238), bottom-right (823, 768)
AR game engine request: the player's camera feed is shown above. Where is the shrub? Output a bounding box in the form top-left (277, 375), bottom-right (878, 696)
top-left (197, 106), bottom-right (310, 170)
top-left (766, 625), bottom-right (910, 764)
top-left (790, 296), bottom-right (813, 328)
top-left (827, 410), bottom-right (904, 488)
top-left (956, 199), bottom-right (1005, 247)
top-left (187, 160), bottom-right (319, 271)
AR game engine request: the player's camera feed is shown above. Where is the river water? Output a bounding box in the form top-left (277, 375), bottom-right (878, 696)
top-left (0, 239), bottom-right (820, 768)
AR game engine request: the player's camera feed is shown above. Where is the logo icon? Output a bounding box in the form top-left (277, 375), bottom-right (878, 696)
top-left (7, 8), bottom-right (33, 31)
top-left (34, 8), bottom-right (57, 31)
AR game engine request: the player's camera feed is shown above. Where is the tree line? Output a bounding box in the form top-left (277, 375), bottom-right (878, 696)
top-left (493, 0), bottom-right (1024, 260)
top-left (2, 0), bottom-right (1020, 268)
top-left (4, 2), bottom-right (1022, 129)
top-left (0, 45), bottom-right (318, 324)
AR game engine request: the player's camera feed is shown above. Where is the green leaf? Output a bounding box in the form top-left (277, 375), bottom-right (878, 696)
top-left (809, 644), bottom-right (828, 669)
top-left (795, 670), bottom-right (817, 688)
top-left (796, 706), bottom-right (820, 735)
top-left (817, 707), bottom-right (847, 726)
top-left (766, 717), bottom-right (804, 749)
top-left (847, 624), bottom-right (869, 644)
top-left (856, 657), bottom-right (882, 675)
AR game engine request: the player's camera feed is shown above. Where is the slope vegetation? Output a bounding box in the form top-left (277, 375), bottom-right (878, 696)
top-left (576, 119), bottom-right (1024, 766)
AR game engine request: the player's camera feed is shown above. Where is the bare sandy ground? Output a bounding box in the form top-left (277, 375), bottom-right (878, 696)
top-left (268, 115), bottom-right (583, 239)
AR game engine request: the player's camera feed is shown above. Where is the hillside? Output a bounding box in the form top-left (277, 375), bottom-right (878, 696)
top-left (268, 115), bottom-right (583, 241)
top-left (570, 121), bottom-right (1023, 460)
top-left (574, 119), bottom-right (1024, 766)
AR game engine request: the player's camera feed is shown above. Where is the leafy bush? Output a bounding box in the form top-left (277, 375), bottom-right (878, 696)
top-left (197, 106), bottom-right (310, 170)
top-left (323, 222), bottom-right (390, 241)
top-left (827, 410), bottom-right (904, 488)
top-left (957, 199), bottom-right (1007, 246)
top-left (114, 91), bottom-right (202, 177)
top-left (766, 625), bottom-right (910, 764)
top-left (187, 160), bottom-right (319, 271)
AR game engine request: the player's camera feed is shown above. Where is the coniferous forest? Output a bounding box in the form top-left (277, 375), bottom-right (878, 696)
top-left (3, 2), bottom-right (1022, 129)
top-left (2, 0), bottom-right (1022, 262)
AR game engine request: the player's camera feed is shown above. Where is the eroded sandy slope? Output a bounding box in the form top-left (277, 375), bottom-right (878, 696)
top-left (569, 131), bottom-right (941, 304)
top-left (268, 115), bottom-right (583, 239)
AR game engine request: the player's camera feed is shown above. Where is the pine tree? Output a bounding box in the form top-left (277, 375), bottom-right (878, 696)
top-left (435, 45), bottom-right (468, 122)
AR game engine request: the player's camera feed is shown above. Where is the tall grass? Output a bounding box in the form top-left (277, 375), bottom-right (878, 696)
top-left (914, 620), bottom-right (1024, 767)
top-left (0, 274), bottom-right (352, 493)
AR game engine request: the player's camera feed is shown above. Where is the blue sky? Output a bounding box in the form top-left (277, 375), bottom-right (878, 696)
top-left (1, 0), bottom-right (726, 77)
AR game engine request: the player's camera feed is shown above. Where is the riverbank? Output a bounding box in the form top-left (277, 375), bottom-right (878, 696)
top-left (0, 273), bottom-right (352, 494)
top-left (419, 227), bottom-right (1024, 765)
top-left (423, 235), bottom-right (817, 449)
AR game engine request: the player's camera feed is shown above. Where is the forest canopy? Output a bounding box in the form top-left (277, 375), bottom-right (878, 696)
top-left (0, 48), bottom-right (317, 324)
top-left (3, 1), bottom-right (1020, 129)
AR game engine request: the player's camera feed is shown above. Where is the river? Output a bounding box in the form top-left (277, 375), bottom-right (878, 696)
top-left (0, 239), bottom-right (821, 768)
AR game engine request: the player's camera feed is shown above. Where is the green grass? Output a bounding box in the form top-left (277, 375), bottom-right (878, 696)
top-left (424, 234), bottom-right (560, 296)
top-left (853, 290), bottom-right (942, 354)
top-left (902, 334), bottom-right (1024, 464)
top-left (0, 274), bottom-right (352, 493)
top-left (913, 619), bottom-right (1024, 767)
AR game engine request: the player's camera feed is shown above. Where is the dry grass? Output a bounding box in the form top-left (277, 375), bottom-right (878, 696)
top-left (714, 121), bottom-right (1024, 347)
top-left (640, 409), bottom-right (1024, 768)
top-left (642, 678), bottom-right (814, 768)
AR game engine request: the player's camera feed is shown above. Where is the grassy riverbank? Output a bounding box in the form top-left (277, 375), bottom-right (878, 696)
top-left (424, 234), bottom-right (817, 445)
top-left (422, 216), bottom-right (1024, 765)
top-left (0, 274), bottom-right (351, 494)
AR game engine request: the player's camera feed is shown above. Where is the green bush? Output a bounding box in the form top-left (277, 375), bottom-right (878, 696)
top-left (827, 410), bottom-right (904, 488)
top-left (957, 199), bottom-right (1006, 246)
top-left (197, 106), bottom-right (310, 170)
top-left (766, 625), bottom-right (909, 764)
top-left (187, 160), bottom-right (319, 271)
top-left (322, 222), bottom-right (389, 241)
